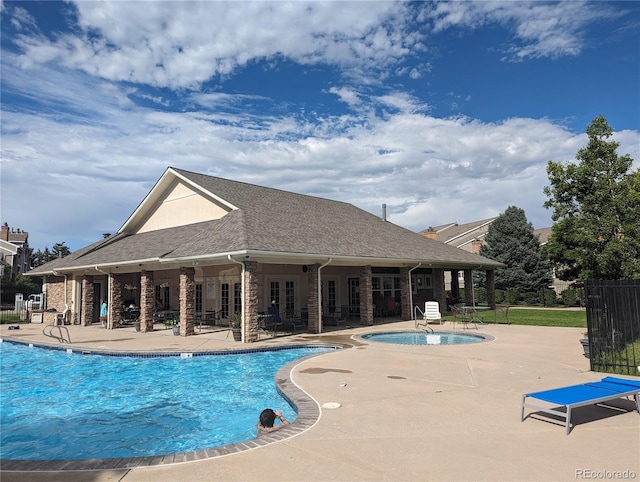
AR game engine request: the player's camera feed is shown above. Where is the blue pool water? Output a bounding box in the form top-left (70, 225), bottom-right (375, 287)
top-left (0, 342), bottom-right (332, 460)
top-left (362, 331), bottom-right (485, 345)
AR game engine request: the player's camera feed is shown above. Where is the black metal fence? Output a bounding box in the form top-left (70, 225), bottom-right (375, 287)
top-left (585, 279), bottom-right (640, 375)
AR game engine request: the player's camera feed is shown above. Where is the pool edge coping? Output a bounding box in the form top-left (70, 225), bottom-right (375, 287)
top-left (0, 337), bottom-right (351, 471)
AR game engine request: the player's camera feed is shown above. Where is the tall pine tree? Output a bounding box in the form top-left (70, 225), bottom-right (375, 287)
top-left (544, 115), bottom-right (639, 280)
top-left (480, 206), bottom-right (552, 292)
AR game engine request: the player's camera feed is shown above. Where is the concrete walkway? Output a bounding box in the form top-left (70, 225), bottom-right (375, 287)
top-left (1, 320), bottom-right (639, 481)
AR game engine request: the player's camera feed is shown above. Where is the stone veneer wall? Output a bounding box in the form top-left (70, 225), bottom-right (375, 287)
top-left (179, 267), bottom-right (195, 336)
top-left (359, 266), bottom-right (373, 325)
top-left (399, 267), bottom-right (411, 320)
top-left (108, 274), bottom-right (123, 329)
top-left (244, 261), bottom-right (259, 342)
top-left (307, 264), bottom-right (319, 333)
top-left (44, 276), bottom-right (64, 312)
top-left (140, 270), bottom-right (154, 332)
top-left (81, 276), bottom-right (94, 326)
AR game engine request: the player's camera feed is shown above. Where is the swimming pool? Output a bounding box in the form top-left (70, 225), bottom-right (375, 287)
top-left (362, 331), bottom-right (487, 345)
top-left (0, 341), bottom-right (333, 461)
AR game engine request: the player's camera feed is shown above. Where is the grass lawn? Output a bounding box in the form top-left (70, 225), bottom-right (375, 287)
top-left (443, 307), bottom-right (587, 328)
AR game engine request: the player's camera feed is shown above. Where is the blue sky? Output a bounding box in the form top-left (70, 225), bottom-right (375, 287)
top-left (2, 1), bottom-right (639, 253)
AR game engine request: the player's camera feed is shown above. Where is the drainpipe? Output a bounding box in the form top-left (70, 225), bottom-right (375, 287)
top-left (317, 258), bottom-right (332, 333)
top-left (228, 255), bottom-right (245, 343)
top-left (408, 262), bottom-right (422, 320)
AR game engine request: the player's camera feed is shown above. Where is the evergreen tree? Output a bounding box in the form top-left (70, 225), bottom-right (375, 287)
top-left (31, 242), bottom-right (71, 268)
top-left (480, 206), bottom-right (552, 292)
top-left (544, 115), bottom-right (639, 280)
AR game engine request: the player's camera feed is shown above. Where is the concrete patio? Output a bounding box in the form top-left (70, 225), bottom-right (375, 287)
top-left (1, 320), bottom-right (638, 481)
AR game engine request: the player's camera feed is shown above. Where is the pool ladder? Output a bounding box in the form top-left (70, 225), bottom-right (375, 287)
top-left (43, 323), bottom-right (71, 344)
top-left (413, 306), bottom-right (434, 333)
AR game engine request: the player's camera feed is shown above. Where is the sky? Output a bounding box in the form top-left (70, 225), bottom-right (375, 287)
top-left (1, 1), bottom-right (639, 253)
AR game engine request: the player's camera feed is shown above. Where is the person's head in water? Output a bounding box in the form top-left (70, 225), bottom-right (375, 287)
top-left (257, 408), bottom-right (289, 433)
top-left (259, 408), bottom-right (277, 428)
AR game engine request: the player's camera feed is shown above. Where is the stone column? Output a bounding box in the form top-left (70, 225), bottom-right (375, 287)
top-left (463, 269), bottom-right (473, 306)
top-left (400, 267), bottom-right (411, 320)
top-left (307, 264), bottom-right (320, 333)
top-left (140, 270), bottom-right (154, 332)
top-left (108, 273), bottom-right (123, 329)
top-left (179, 267), bottom-right (195, 336)
top-left (244, 261), bottom-right (259, 343)
top-left (433, 268), bottom-right (446, 313)
top-left (81, 275), bottom-right (94, 326)
top-left (486, 270), bottom-right (496, 309)
top-left (359, 265), bottom-right (373, 325)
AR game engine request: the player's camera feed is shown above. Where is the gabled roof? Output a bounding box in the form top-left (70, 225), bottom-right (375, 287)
top-left (422, 218), bottom-right (497, 249)
top-left (28, 167), bottom-right (503, 275)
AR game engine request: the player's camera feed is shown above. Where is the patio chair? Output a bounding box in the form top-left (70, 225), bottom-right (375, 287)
top-left (268, 305), bottom-right (304, 333)
top-left (415, 301), bottom-right (441, 330)
top-left (452, 304), bottom-right (477, 330)
top-left (323, 309), bottom-right (347, 327)
top-left (385, 297), bottom-right (398, 316)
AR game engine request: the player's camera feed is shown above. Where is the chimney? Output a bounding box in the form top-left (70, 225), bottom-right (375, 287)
top-left (471, 238), bottom-right (483, 254)
top-left (423, 227), bottom-right (437, 240)
top-left (382, 204), bottom-right (387, 221)
top-left (1, 223), bottom-right (9, 241)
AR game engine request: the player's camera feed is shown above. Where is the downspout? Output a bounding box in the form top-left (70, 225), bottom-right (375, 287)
top-left (95, 267), bottom-right (111, 328)
top-left (317, 258), bottom-right (332, 334)
top-left (408, 262), bottom-right (422, 320)
top-left (228, 255), bottom-right (245, 343)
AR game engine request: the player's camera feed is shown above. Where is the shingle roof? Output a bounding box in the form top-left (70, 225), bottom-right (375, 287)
top-left (28, 167), bottom-right (503, 274)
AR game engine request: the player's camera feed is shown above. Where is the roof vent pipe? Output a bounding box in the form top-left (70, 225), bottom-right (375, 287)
top-left (382, 204), bottom-right (387, 221)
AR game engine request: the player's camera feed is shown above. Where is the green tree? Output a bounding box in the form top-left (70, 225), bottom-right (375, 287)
top-left (544, 115), bottom-right (639, 280)
top-left (479, 206), bottom-right (552, 292)
top-left (31, 242), bottom-right (71, 268)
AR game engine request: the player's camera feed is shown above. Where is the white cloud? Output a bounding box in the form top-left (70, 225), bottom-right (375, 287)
top-left (12, 1), bottom-right (417, 89)
top-left (424, 1), bottom-right (621, 60)
top-left (5, 49), bottom-right (638, 251)
top-left (8, 0), bottom-right (616, 91)
top-left (1, 1), bottom-right (638, 252)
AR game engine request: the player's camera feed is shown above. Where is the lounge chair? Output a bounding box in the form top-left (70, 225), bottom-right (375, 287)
top-left (521, 376), bottom-right (640, 434)
top-left (415, 301), bottom-right (442, 329)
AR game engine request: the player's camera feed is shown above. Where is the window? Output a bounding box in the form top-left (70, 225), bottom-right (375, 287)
top-left (221, 283), bottom-right (230, 318)
top-left (233, 282), bottom-right (242, 315)
top-left (327, 280), bottom-right (336, 312)
top-left (270, 281), bottom-right (280, 308)
top-left (195, 284), bottom-right (203, 313)
top-left (155, 284), bottom-right (170, 310)
top-left (285, 281), bottom-right (295, 311)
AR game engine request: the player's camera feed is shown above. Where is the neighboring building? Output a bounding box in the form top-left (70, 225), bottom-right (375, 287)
top-left (420, 220), bottom-right (569, 295)
top-left (0, 223), bottom-right (32, 278)
top-left (27, 167), bottom-right (503, 341)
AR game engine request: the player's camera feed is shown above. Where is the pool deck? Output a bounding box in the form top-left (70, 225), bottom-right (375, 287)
top-left (1, 320), bottom-right (639, 481)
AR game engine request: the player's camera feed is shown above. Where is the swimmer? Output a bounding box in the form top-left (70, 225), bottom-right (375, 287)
top-left (256, 408), bottom-right (289, 433)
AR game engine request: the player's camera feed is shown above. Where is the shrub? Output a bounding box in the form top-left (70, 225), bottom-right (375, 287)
top-left (523, 291), bottom-right (540, 305)
top-left (505, 289), bottom-right (521, 305)
top-left (561, 288), bottom-right (580, 306)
